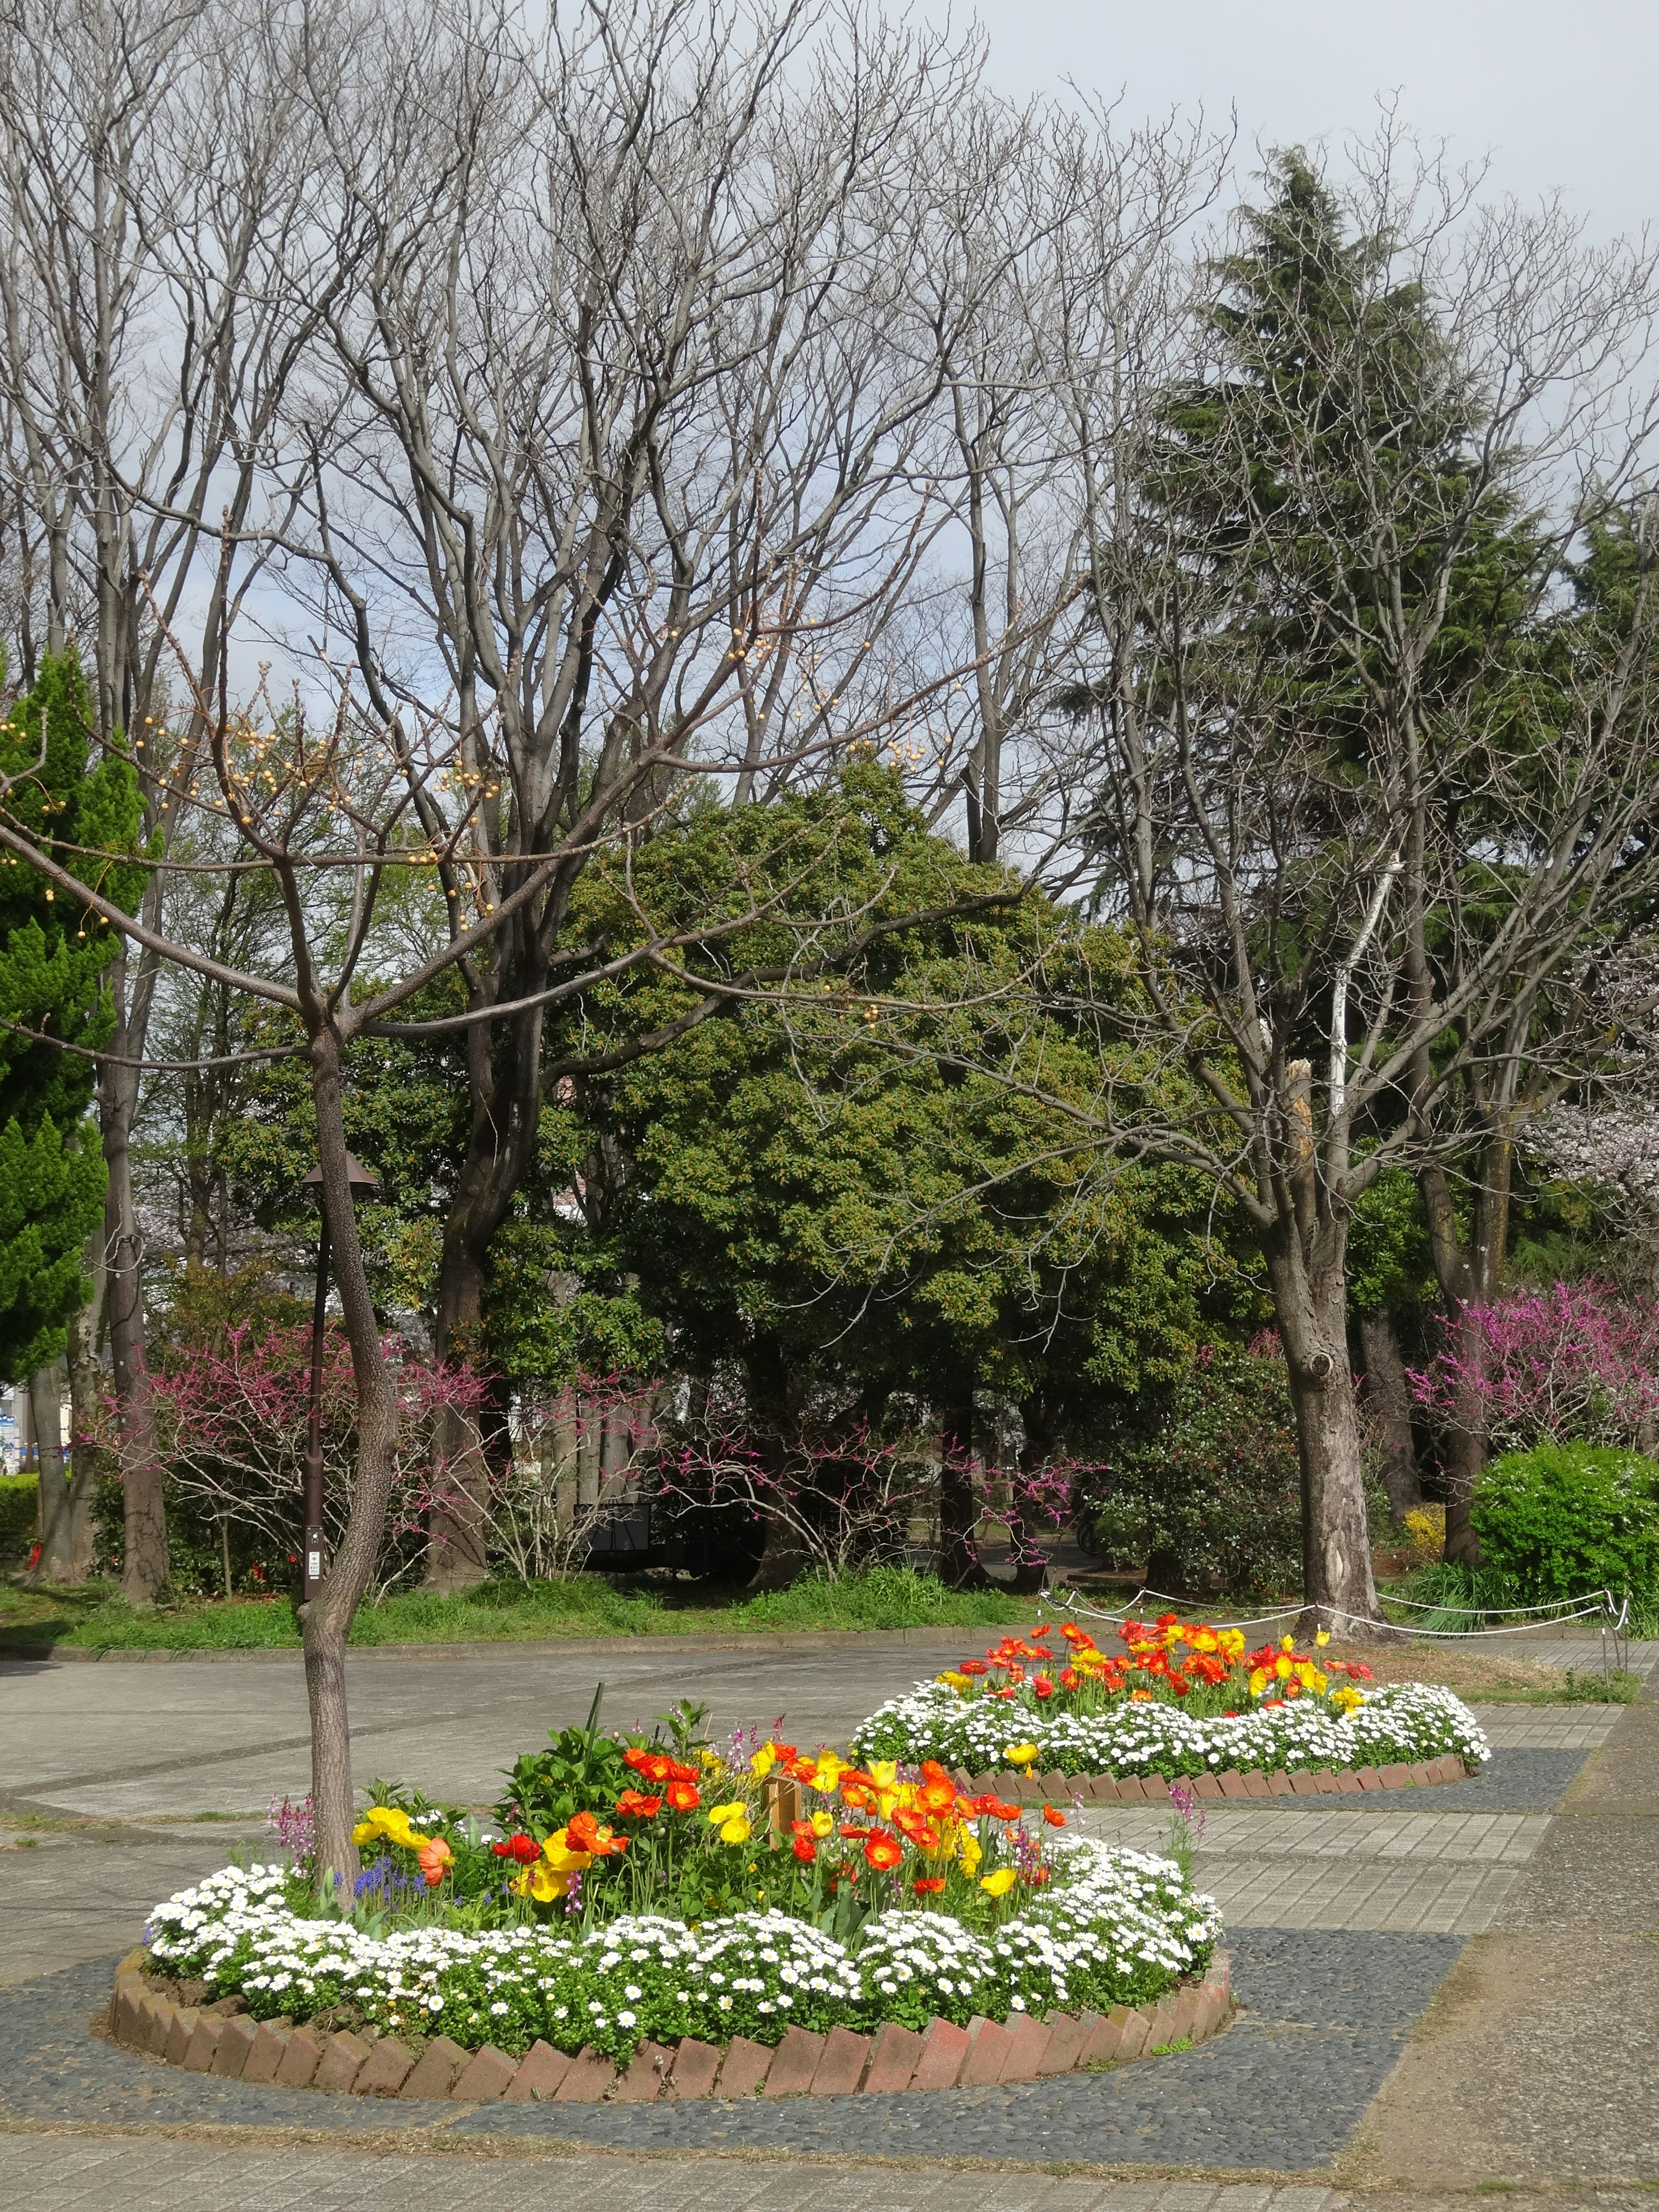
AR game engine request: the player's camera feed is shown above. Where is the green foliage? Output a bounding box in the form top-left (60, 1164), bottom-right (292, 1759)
top-left (1346, 1167), bottom-right (1434, 1316)
top-left (495, 1691), bottom-right (635, 1834)
top-left (553, 767), bottom-right (1227, 1443)
top-left (1471, 1442), bottom-right (1659, 1606)
top-left (1085, 1341), bottom-right (1303, 1599)
top-left (0, 1115), bottom-right (108, 1379)
top-left (0, 1471), bottom-right (38, 1559)
top-left (0, 652), bottom-right (143, 1378)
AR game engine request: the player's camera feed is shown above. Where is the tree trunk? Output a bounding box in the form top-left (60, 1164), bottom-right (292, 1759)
top-left (1263, 1221), bottom-right (1383, 1636)
top-left (744, 1336), bottom-right (809, 1592)
top-left (101, 961), bottom-right (167, 1602)
top-left (1357, 1310), bottom-right (1422, 1525)
top-left (423, 1237), bottom-right (491, 1592)
top-left (298, 1038), bottom-right (400, 1887)
top-left (27, 1361), bottom-right (83, 1583)
top-left (935, 1377), bottom-right (986, 1589)
top-left (1416, 1130), bottom-right (1513, 1565)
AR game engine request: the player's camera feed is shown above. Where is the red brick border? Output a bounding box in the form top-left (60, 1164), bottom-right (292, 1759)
top-left (108, 1948), bottom-right (1233, 2103)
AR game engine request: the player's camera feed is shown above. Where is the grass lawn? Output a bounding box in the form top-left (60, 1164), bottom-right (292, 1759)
top-left (0, 1562), bottom-right (1039, 1653)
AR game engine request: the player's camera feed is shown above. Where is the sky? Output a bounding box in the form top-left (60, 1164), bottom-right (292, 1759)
top-left (943, 0), bottom-right (1657, 241)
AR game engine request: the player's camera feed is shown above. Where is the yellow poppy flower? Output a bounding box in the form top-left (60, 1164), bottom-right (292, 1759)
top-left (979, 1868), bottom-right (1018, 1897)
top-left (1004, 1743), bottom-right (1040, 1771)
top-left (958, 1834), bottom-right (982, 1873)
top-left (718, 1812), bottom-right (752, 1845)
top-left (937, 1670), bottom-right (971, 1691)
top-left (750, 1745), bottom-right (777, 1778)
top-left (707, 1800), bottom-right (747, 1826)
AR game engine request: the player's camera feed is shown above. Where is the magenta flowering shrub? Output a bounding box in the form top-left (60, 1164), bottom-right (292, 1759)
top-left (1409, 1281), bottom-right (1659, 1454)
top-left (145, 1321), bottom-right (488, 1594)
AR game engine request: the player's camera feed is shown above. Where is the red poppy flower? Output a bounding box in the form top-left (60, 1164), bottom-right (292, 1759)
top-left (615, 1790), bottom-right (662, 1820)
top-left (839, 1823), bottom-right (874, 1841)
top-left (863, 1834), bottom-right (903, 1871)
top-left (1033, 1675), bottom-right (1055, 1699)
top-left (957, 1659), bottom-right (988, 1676)
top-left (1041, 1805), bottom-right (1067, 1828)
top-left (912, 1875), bottom-right (947, 1894)
top-left (791, 1834), bottom-right (817, 1863)
top-left (1059, 1667), bottom-right (1080, 1690)
top-left (665, 1780), bottom-right (701, 1812)
top-left (491, 1833), bottom-right (540, 1864)
top-left (667, 1758), bottom-right (702, 1783)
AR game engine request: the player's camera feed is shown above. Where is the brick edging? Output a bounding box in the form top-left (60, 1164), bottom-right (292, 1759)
top-left (108, 1948), bottom-right (1233, 2102)
top-left (953, 1752), bottom-right (1475, 1803)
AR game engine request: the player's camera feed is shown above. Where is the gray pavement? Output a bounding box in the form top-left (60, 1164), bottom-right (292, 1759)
top-left (0, 1632), bottom-right (1652, 2208)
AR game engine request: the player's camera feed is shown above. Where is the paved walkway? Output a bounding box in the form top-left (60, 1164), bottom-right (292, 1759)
top-left (0, 1637), bottom-right (1653, 2208)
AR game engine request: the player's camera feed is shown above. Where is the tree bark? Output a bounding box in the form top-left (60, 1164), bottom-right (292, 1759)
top-left (27, 1361), bottom-right (82, 1583)
top-left (297, 1036), bottom-right (400, 1887)
top-left (1262, 1213), bottom-right (1383, 1635)
top-left (101, 982), bottom-right (167, 1601)
top-left (743, 1336), bottom-right (810, 1592)
top-left (1357, 1310), bottom-right (1422, 1524)
top-left (423, 1237), bottom-right (490, 1593)
top-left (1417, 1138), bottom-right (1512, 1564)
top-left (935, 1377), bottom-right (987, 1589)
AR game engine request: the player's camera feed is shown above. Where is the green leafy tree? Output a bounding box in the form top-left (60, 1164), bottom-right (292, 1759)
top-left (0, 652), bottom-right (143, 1576)
top-left (543, 768), bottom-right (1226, 1585)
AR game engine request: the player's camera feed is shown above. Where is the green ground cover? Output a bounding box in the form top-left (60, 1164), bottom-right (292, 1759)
top-left (0, 1563), bottom-right (1037, 1653)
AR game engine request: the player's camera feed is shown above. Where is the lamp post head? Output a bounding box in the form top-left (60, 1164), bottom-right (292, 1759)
top-left (302, 1150), bottom-right (380, 1201)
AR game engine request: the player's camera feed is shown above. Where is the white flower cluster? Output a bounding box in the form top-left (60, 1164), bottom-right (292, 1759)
top-left (851, 1677), bottom-right (1491, 1777)
top-left (140, 1836), bottom-right (1217, 2059)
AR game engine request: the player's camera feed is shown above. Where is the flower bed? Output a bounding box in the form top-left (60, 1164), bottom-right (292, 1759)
top-left (133, 1706), bottom-right (1222, 2078)
top-left (141, 1835), bottom-right (1217, 2066)
top-left (852, 1617), bottom-right (1491, 1780)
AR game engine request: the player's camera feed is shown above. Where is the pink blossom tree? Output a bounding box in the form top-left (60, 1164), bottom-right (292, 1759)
top-left (1409, 1281), bottom-right (1659, 1459)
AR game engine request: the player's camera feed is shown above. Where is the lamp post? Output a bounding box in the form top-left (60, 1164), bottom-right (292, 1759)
top-left (300, 1151), bottom-right (379, 1603)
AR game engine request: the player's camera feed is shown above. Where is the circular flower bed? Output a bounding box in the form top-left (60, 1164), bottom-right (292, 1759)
top-left (138, 1709), bottom-right (1221, 2066)
top-left (143, 1837), bottom-right (1217, 2063)
top-left (852, 1617), bottom-right (1491, 1780)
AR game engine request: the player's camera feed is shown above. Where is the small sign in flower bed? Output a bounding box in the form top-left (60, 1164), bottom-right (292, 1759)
top-left (852, 1616), bottom-right (1491, 1786)
top-left (125, 1700), bottom-right (1227, 2100)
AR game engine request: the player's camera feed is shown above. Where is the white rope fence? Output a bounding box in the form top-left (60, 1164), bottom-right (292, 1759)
top-left (1049, 1584), bottom-right (1633, 1679)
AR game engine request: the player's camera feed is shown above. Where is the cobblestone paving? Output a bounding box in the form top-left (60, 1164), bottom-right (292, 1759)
top-left (0, 1927), bottom-right (1463, 2174)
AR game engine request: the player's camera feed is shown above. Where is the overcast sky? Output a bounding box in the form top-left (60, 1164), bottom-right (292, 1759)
top-left (943, 1), bottom-right (1656, 240)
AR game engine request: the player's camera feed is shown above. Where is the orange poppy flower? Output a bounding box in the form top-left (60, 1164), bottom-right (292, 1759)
top-left (791, 1833), bottom-right (817, 1863)
top-left (912, 1875), bottom-right (947, 1894)
top-left (916, 1780), bottom-right (956, 1814)
top-left (566, 1810), bottom-right (628, 1856)
top-left (1041, 1805), bottom-right (1067, 1828)
top-left (665, 1780), bottom-right (701, 1812)
top-left (614, 1789), bottom-right (662, 1820)
top-left (625, 1748), bottom-right (673, 1783)
top-left (863, 1834), bottom-right (903, 1871)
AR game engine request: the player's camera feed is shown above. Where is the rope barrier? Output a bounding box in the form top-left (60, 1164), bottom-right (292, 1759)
top-left (1049, 1583), bottom-right (1630, 1645)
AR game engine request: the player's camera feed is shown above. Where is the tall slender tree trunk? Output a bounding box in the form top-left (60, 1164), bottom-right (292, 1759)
top-left (100, 972), bottom-right (167, 1600)
top-left (298, 1037), bottom-right (400, 1885)
top-left (935, 1374), bottom-right (986, 1589)
top-left (424, 1235), bottom-right (490, 1592)
top-left (744, 1336), bottom-right (809, 1592)
top-left (1417, 1134), bottom-right (1513, 1565)
top-left (27, 1359), bottom-right (92, 1583)
top-left (1357, 1310), bottom-right (1422, 1524)
top-left (1262, 1212), bottom-right (1383, 1634)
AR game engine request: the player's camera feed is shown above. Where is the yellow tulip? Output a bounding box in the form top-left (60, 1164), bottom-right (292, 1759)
top-left (1315, 1630), bottom-right (1331, 1647)
top-left (868, 1760), bottom-right (898, 1788)
top-left (810, 1809), bottom-right (835, 1838)
top-left (1004, 1743), bottom-right (1039, 1770)
top-left (979, 1868), bottom-right (1018, 1897)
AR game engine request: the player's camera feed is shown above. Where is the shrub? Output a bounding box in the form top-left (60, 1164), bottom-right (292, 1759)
top-left (1085, 1341), bottom-right (1302, 1599)
top-left (1471, 1441), bottom-right (1659, 1605)
top-left (0, 1471), bottom-right (38, 1560)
